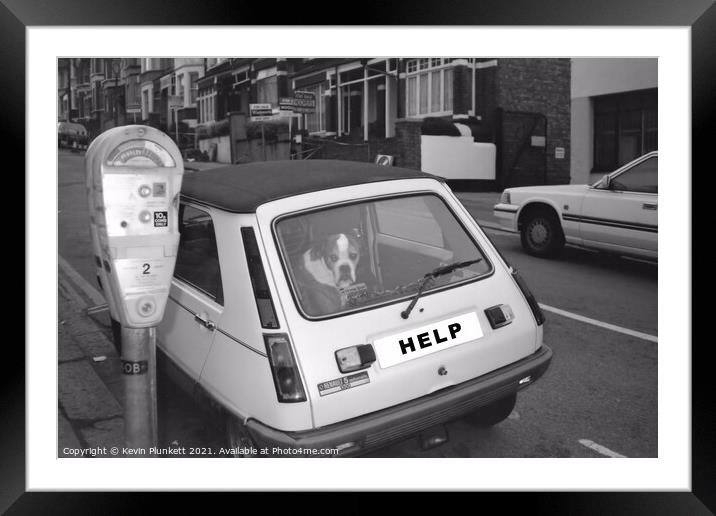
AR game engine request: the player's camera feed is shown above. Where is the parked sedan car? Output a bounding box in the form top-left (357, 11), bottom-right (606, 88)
top-left (157, 159), bottom-right (552, 456)
top-left (493, 151), bottom-right (657, 260)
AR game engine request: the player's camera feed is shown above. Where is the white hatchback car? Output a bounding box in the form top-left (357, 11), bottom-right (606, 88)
top-left (493, 151), bottom-right (658, 260)
top-left (157, 159), bottom-right (552, 456)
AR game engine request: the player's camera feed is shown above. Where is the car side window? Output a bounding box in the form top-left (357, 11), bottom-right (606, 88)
top-left (175, 204), bottom-right (224, 305)
top-left (610, 156), bottom-right (658, 194)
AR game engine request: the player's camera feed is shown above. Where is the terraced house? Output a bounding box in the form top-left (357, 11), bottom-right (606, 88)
top-left (59, 57), bottom-right (574, 188)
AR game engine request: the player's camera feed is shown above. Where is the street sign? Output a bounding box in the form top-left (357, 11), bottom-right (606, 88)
top-left (169, 95), bottom-right (183, 110)
top-left (531, 135), bottom-right (546, 147)
top-left (250, 103), bottom-right (277, 122)
top-left (279, 91), bottom-right (316, 114)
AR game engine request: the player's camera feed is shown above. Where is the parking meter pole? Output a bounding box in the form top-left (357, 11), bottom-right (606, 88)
top-left (121, 326), bottom-right (158, 456)
top-left (261, 123), bottom-right (266, 161)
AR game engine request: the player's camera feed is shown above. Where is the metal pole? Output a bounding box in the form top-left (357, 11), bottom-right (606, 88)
top-left (121, 326), bottom-right (158, 456)
top-left (262, 123), bottom-right (266, 161)
top-left (288, 115), bottom-right (292, 159)
top-left (66, 58), bottom-right (72, 122)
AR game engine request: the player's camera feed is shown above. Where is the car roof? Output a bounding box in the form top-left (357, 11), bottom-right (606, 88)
top-left (180, 159), bottom-right (444, 213)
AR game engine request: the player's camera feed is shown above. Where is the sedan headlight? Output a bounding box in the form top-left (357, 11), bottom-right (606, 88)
top-left (500, 191), bottom-right (511, 204)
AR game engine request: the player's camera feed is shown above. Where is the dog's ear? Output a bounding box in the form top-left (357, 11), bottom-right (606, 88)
top-left (308, 242), bottom-right (324, 261)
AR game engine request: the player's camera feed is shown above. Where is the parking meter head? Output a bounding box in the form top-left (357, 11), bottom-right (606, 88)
top-left (86, 125), bottom-right (184, 328)
top-left (85, 130), bottom-right (123, 323)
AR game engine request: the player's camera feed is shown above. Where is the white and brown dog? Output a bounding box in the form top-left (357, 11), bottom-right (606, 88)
top-left (303, 233), bottom-right (361, 290)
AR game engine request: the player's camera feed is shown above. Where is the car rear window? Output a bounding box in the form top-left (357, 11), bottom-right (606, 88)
top-left (274, 193), bottom-right (492, 319)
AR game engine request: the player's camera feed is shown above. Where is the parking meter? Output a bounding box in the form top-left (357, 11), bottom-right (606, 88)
top-left (86, 125), bottom-right (184, 328)
top-left (85, 130), bottom-right (123, 326)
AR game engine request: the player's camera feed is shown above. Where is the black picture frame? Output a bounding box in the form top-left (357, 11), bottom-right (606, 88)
top-left (7, 0), bottom-right (712, 512)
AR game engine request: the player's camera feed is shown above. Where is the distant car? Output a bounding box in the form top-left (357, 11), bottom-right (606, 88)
top-left (493, 151), bottom-right (657, 260)
top-left (157, 159), bottom-right (552, 457)
top-left (58, 121), bottom-right (88, 150)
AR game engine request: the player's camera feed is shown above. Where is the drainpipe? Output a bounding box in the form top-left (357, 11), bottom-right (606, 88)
top-left (385, 59), bottom-right (391, 138)
top-left (363, 65), bottom-right (368, 142)
top-left (336, 65), bottom-right (341, 137)
top-left (66, 59), bottom-right (72, 122)
top-left (471, 58), bottom-right (476, 116)
top-left (396, 59), bottom-right (403, 119)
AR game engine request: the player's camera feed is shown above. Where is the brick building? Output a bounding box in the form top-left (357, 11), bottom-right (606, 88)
top-left (58, 58), bottom-right (205, 149)
top-left (59, 57), bottom-right (571, 187)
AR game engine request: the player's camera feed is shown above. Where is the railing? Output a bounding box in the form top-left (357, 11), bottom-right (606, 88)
top-left (290, 145), bottom-right (323, 160)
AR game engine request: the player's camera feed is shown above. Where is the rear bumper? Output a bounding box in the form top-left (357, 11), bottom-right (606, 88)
top-left (246, 344), bottom-right (552, 456)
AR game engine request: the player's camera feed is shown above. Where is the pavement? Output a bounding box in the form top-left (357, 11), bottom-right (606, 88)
top-left (58, 260), bottom-right (124, 457)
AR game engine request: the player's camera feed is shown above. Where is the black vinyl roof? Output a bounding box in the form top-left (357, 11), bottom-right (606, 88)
top-left (180, 159), bottom-right (443, 213)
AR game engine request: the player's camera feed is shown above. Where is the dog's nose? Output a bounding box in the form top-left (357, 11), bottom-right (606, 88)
top-left (339, 264), bottom-right (351, 275)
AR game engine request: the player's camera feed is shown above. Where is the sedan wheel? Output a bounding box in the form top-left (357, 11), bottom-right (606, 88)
top-left (521, 213), bottom-right (565, 257)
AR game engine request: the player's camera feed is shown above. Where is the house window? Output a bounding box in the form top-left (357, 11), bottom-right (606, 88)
top-left (176, 73), bottom-right (184, 98)
top-left (303, 83), bottom-right (327, 134)
top-left (198, 85), bottom-right (216, 123)
top-left (593, 88), bottom-right (657, 173)
top-left (405, 58), bottom-right (454, 117)
top-left (189, 72), bottom-right (199, 104)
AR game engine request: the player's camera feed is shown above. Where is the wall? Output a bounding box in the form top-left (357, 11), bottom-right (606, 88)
top-left (570, 58), bottom-right (658, 185)
top-left (394, 119), bottom-right (422, 170)
top-left (497, 59), bottom-right (571, 185)
top-left (421, 136), bottom-right (496, 180)
top-left (570, 97), bottom-right (593, 185)
top-left (571, 58), bottom-right (657, 99)
top-left (198, 135), bottom-right (231, 163)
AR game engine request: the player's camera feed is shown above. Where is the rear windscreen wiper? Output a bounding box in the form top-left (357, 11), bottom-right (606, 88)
top-left (400, 259), bottom-right (483, 319)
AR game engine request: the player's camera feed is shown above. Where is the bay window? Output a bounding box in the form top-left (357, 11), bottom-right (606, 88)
top-left (405, 58), bottom-right (454, 117)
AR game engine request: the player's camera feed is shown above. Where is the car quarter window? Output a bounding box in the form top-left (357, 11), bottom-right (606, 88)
top-left (611, 156), bottom-right (658, 194)
top-left (175, 204), bottom-right (224, 304)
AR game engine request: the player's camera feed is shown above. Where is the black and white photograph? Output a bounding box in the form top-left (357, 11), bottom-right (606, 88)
top-left (7, 8), bottom-right (706, 506)
top-left (56, 56), bottom-right (658, 460)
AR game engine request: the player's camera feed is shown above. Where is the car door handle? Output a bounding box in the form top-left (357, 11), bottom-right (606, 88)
top-left (642, 203), bottom-right (658, 210)
top-left (194, 313), bottom-right (216, 331)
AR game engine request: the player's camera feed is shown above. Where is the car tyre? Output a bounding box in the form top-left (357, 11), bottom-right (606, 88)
top-left (520, 212), bottom-right (565, 258)
top-left (225, 415), bottom-right (260, 458)
top-left (465, 393), bottom-right (517, 427)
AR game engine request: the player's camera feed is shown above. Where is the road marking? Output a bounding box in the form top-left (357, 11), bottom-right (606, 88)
top-left (539, 303), bottom-right (658, 343)
top-left (58, 255), bottom-right (106, 306)
top-left (578, 439), bottom-right (627, 458)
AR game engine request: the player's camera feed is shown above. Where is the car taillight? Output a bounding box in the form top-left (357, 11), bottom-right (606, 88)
top-left (511, 270), bottom-right (545, 326)
top-left (264, 333), bottom-right (306, 403)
